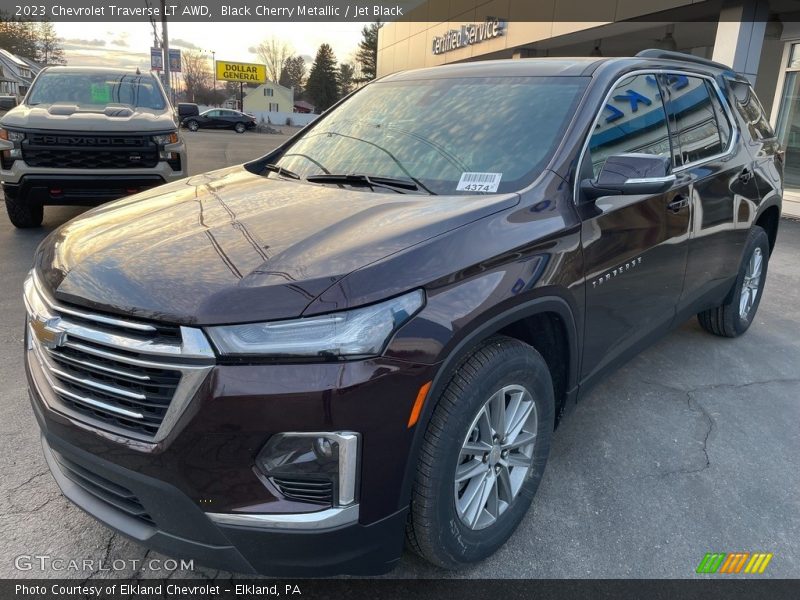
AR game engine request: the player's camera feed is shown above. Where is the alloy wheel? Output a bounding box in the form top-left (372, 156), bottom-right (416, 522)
top-left (454, 384), bottom-right (538, 530)
top-left (739, 246), bottom-right (763, 320)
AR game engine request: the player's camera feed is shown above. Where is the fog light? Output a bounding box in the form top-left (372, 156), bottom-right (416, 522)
top-left (256, 432), bottom-right (359, 506)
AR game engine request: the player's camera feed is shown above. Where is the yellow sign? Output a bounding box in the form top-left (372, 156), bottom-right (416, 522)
top-left (215, 61), bottom-right (266, 83)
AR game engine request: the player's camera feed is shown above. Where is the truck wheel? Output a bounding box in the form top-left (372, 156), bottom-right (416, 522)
top-left (406, 335), bottom-right (554, 569)
top-left (698, 225), bottom-right (770, 338)
top-left (234, 122), bottom-right (246, 133)
top-left (5, 190), bottom-right (43, 228)
top-left (186, 120), bottom-right (199, 132)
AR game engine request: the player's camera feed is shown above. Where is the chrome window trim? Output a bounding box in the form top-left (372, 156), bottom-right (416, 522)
top-left (574, 68), bottom-right (741, 204)
top-left (207, 505), bottom-right (359, 531)
top-left (24, 272), bottom-right (215, 444)
top-left (625, 175), bottom-right (677, 185)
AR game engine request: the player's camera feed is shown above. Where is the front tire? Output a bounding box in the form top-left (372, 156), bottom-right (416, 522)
top-left (697, 225), bottom-right (770, 337)
top-left (186, 120), bottom-right (199, 132)
top-left (234, 122), bottom-right (246, 133)
top-left (5, 189), bottom-right (43, 228)
top-left (406, 336), bottom-right (554, 569)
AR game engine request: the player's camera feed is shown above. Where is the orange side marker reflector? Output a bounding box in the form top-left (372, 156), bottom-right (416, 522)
top-left (407, 381), bottom-right (432, 428)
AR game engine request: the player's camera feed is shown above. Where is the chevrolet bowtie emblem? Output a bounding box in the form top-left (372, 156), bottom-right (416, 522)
top-left (30, 315), bottom-right (68, 349)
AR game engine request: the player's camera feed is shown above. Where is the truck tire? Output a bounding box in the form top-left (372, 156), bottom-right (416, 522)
top-left (406, 335), bottom-right (554, 569)
top-left (697, 225), bottom-right (770, 338)
top-left (5, 189), bottom-right (43, 228)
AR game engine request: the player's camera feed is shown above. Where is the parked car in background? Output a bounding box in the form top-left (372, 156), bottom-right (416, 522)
top-left (176, 102), bottom-right (199, 121)
top-left (0, 66), bottom-right (187, 228)
top-left (0, 95), bottom-right (18, 113)
top-left (24, 51), bottom-right (781, 576)
top-left (182, 108), bottom-right (256, 133)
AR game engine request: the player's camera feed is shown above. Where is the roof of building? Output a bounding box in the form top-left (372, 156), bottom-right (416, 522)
top-left (0, 48), bottom-right (29, 68)
top-left (294, 100), bottom-right (315, 110)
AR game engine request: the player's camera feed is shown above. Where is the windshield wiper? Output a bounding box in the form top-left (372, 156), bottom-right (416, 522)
top-left (305, 173), bottom-right (420, 194)
top-left (264, 163), bottom-right (300, 180)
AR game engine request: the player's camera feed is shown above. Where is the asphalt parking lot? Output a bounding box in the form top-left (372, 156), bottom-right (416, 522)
top-left (0, 129), bottom-right (798, 579)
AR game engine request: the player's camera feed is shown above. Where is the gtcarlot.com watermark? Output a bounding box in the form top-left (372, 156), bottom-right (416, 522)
top-left (15, 554), bottom-right (194, 573)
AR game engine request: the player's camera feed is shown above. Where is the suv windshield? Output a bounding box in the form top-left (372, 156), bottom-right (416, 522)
top-left (27, 72), bottom-right (167, 110)
top-left (270, 76), bottom-right (588, 195)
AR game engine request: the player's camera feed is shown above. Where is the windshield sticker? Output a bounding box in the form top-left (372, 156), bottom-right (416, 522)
top-left (90, 83), bottom-right (111, 104)
top-left (456, 172), bottom-right (502, 193)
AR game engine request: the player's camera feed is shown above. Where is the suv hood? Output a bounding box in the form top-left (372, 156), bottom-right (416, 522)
top-left (35, 166), bottom-right (519, 324)
top-left (1, 103), bottom-right (175, 132)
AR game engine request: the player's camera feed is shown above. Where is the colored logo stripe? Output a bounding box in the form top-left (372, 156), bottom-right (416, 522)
top-left (697, 552), bottom-right (773, 574)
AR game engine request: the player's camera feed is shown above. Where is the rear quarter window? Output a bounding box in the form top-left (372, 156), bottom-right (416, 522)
top-left (728, 79), bottom-right (774, 140)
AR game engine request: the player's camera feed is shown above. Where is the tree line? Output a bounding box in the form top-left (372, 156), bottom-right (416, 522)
top-left (0, 16), bottom-right (66, 65)
top-left (181, 23), bottom-right (380, 113)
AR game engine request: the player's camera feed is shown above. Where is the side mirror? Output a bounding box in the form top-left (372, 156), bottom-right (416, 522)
top-left (581, 153), bottom-right (675, 200)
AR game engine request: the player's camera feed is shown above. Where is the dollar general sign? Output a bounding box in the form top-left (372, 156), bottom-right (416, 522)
top-left (215, 61), bottom-right (266, 83)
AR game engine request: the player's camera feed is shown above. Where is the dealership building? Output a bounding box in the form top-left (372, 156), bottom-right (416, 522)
top-left (377, 0), bottom-right (800, 215)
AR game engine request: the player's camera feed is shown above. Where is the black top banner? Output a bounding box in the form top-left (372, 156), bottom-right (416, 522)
top-left (0, 0), bottom-right (788, 22)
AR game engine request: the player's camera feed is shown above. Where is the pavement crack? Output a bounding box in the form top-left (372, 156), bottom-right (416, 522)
top-left (6, 470), bottom-right (49, 493)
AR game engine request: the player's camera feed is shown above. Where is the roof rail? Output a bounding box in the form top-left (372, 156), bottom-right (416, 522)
top-left (635, 49), bottom-right (732, 72)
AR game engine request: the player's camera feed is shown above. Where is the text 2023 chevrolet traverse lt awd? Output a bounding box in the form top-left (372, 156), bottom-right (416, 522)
top-left (24, 51), bottom-right (782, 575)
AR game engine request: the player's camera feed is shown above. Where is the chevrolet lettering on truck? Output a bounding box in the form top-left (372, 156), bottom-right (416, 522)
top-left (24, 51), bottom-right (781, 575)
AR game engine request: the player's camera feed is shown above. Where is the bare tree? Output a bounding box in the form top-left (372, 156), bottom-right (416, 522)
top-left (255, 36), bottom-right (293, 83)
top-left (181, 49), bottom-right (212, 102)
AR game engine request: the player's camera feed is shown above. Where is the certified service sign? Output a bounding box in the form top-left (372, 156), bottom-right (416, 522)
top-left (215, 61), bottom-right (267, 84)
top-left (432, 18), bottom-right (506, 55)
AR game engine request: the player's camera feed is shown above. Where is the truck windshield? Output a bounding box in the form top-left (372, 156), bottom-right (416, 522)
top-left (270, 76), bottom-right (588, 195)
top-left (27, 72), bottom-right (166, 110)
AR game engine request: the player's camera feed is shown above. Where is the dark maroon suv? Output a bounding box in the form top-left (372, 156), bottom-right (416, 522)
top-left (24, 51), bottom-right (782, 575)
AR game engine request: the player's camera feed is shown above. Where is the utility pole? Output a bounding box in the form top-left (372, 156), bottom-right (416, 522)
top-left (212, 51), bottom-right (216, 93)
top-left (160, 0), bottom-right (171, 103)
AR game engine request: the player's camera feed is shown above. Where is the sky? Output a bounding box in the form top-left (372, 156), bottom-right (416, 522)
top-left (55, 21), bottom-right (368, 71)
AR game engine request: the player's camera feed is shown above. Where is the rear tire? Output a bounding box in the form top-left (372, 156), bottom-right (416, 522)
top-left (406, 335), bottom-right (554, 569)
top-left (234, 122), bottom-right (246, 133)
top-left (5, 189), bottom-right (43, 228)
top-left (697, 225), bottom-right (770, 337)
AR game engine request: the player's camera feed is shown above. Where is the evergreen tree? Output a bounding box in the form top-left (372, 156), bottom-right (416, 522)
top-left (306, 44), bottom-right (339, 112)
top-left (0, 16), bottom-right (39, 59)
top-left (337, 62), bottom-right (355, 98)
top-left (279, 56), bottom-right (306, 99)
top-left (37, 20), bottom-right (65, 65)
top-left (355, 22), bottom-right (381, 82)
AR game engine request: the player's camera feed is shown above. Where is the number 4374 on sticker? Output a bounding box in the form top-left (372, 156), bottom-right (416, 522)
top-left (456, 172), bottom-right (502, 193)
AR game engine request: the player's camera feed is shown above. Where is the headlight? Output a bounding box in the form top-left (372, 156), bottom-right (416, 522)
top-left (205, 289), bottom-right (424, 358)
top-left (0, 127), bottom-right (24, 166)
top-left (0, 128), bottom-right (24, 142)
top-left (152, 132), bottom-right (179, 145)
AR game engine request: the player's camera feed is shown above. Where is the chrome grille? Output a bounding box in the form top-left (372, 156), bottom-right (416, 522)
top-left (271, 477), bottom-right (334, 506)
top-left (24, 273), bottom-right (214, 442)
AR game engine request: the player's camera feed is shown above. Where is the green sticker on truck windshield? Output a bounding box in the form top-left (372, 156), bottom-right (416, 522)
top-left (90, 83), bottom-right (111, 104)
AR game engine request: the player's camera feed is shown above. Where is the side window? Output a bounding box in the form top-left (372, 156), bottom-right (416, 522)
top-left (587, 73), bottom-right (671, 177)
top-left (663, 74), bottom-right (724, 166)
top-left (728, 79), bottom-right (774, 140)
top-left (207, 110), bottom-right (220, 117)
top-left (706, 81), bottom-right (732, 149)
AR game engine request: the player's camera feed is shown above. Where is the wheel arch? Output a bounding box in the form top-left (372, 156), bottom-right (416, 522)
top-left (755, 203), bottom-right (780, 255)
top-left (398, 294), bottom-right (580, 511)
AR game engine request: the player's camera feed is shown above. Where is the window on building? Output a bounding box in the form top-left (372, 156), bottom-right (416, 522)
top-left (662, 75), bottom-right (725, 166)
top-left (269, 102), bottom-right (279, 112)
top-left (587, 73), bottom-right (671, 177)
top-left (264, 88), bottom-right (274, 97)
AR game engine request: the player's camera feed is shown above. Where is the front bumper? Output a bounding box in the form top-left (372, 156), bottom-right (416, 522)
top-left (4, 174), bottom-right (169, 206)
top-left (26, 333), bottom-right (434, 575)
top-left (37, 420), bottom-right (407, 576)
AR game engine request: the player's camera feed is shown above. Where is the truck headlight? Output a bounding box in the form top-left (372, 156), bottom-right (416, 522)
top-left (205, 289), bottom-right (424, 358)
top-left (152, 132), bottom-right (179, 160)
top-left (152, 132), bottom-right (179, 145)
top-left (0, 127), bottom-right (25, 165)
top-left (256, 432), bottom-right (359, 506)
